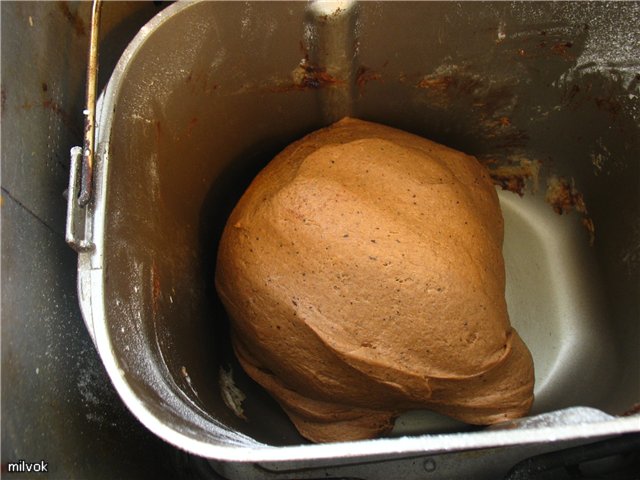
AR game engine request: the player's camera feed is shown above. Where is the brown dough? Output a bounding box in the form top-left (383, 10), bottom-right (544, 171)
top-left (215, 118), bottom-right (534, 443)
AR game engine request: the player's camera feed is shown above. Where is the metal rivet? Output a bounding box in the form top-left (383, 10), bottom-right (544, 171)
top-left (423, 458), bottom-right (436, 472)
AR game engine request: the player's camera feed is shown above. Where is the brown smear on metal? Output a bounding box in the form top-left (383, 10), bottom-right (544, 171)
top-left (42, 99), bottom-right (75, 129)
top-left (16, 95), bottom-right (78, 134)
top-left (185, 70), bottom-right (219, 96)
top-left (269, 55), bottom-right (342, 93)
top-left (294, 56), bottom-right (341, 89)
top-left (550, 41), bottom-right (575, 59)
top-left (416, 69), bottom-right (529, 154)
top-left (621, 403), bottom-right (640, 417)
top-left (546, 176), bottom-right (588, 215)
top-left (545, 176), bottom-right (595, 246)
top-left (481, 156), bottom-right (595, 246)
top-left (58, 1), bottom-right (86, 36)
top-left (151, 260), bottom-right (161, 315)
top-left (356, 66), bottom-right (382, 94)
top-left (417, 74), bottom-right (482, 98)
top-left (485, 160), bottom-right (541, 197)
top-left (561, 80), bottom-right (628, 123)
top-left (524, 39), bottom-right (576, 60)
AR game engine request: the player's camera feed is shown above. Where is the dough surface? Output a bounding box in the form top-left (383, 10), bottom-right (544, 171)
top-left (215, 118), bottom-right (534, 443)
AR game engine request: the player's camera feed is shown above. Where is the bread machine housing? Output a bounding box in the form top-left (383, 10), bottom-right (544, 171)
top-left (65, 1), bottom-right (640, 478)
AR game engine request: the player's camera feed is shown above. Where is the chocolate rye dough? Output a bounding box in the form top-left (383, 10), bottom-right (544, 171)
top-left (215, 118), bottom-right (534, 443)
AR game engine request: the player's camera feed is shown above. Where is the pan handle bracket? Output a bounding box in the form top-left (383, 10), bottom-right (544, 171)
top-left (65, 0), bottom-right (102, 253)
top-left (65, 146), bottom-right (95, 252)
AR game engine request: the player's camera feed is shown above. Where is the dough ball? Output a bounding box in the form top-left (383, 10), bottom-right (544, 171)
top-left (215, 118), bottom-right (534, 443)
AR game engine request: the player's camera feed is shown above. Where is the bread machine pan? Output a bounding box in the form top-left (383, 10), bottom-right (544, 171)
top-left (65, 1), bottom-right (639, 478)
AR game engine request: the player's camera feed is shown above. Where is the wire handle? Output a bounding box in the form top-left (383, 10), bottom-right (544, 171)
top-left (65, 0), bottom-right (101, 252)
top-left (79, 0), bottom-right (102, 207)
